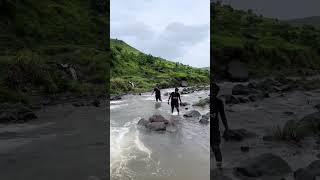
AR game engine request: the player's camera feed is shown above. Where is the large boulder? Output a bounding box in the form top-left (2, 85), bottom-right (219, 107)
top-left (137, 115), bottom-right (169, 132)
top-left (0, 103), bottom-right (37, 123)
top-left (146, 122), bottom-right (166, 131)
top-left (149, 115), bottom-right (169, 124)
top-left (227, 61), bottom-right (249, 82)
top-left (199, 112), bottom-right (210, 124)
top-left (180, 102), bottom-right (190, 107)
top-left (223, 129), bottom-right (256, 141)
top-left (181, 81), bottom-right (188, 87)
top-left (183, 110), bottom-right (201, 118)
top-left (294, 160), bottom-right (320, 180)
top-left (193, 97), bottom-right (210, 107)
top-left (295, 112), bottom-right (320, 136)
top-left (234, 153), bottom-right (292, 178)
top-left (232, 84), bottom-right (257, 95)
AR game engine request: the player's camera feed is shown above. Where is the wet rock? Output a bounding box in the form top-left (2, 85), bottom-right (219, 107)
top-left (199, 113), bottom-right (210, 124)
top-left (146, 122), bottom-right (166, 131)
top-left (294, 160), bottom-right (320, 180)
top-left (183, 110), bottom-right (201, 118)
top-left (72, 102), bottom-right (85, 107)
top-left (234, 153), bottom-right (291, 178)
top-left (0, 103), bottom-right (37, 123)
top-left (91, 99), bottom-right (100, 107)
top-left (223, 129), bottom-right (256, 141)
top-left (237, 96), bottom-right (250, 103)
top-left (232, 84), bottom-right (257, 95)
top-left (110, 95), bottom-right (122, 101)
top-left (211, 169), bottom-right (234, 180)
top-left (193, 97), bottom-right (210, 107)
top-left (137, 118), bottom-right (149, 126)
top-left (224, 95), bottom-right (240, 104)
top-left (284, 111), bottom-right (295, 116)
top-left (181, 81), bottom-right (188, 87)
top-left (149, 115), bottom-right (169, 124)
top-left (296, 112), bottom-right (320, 136)
top-left (263, 135), bottom-right (274, 141)
top-left (240, 146), bottom-right (250, 152)
top-left (227, 61), bottom-right (249, 82)
top-left (180, 102), bottom-right (190, 106)
top-left (164, 92), bottom-right (169, 96)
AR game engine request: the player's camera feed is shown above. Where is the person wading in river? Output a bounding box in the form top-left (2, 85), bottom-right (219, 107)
top-left (168, 87), bottom-right (182, 115)
top-left (151, 86), bottom-right (162, 102)
top-left (211, 83), bottom-right (229, 170)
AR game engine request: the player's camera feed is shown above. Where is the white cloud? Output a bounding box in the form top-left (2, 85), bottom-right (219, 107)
top-left (111, 0), bottom-right (210, 68)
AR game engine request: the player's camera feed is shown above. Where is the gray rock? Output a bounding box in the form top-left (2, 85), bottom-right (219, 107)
top-left (223, 129), bottom-right (256, 141)
top-left (232, 84), bottom-right (257, 95)
top-left (224, 95), bottom-right (240, 104)
top-left (146, 122), bottom-right (166, 131)
top-left (294, 160), bottom-right (320, 180)
top-left (137, 118), bottom-right (149, 127)
top-left (149, 115), bottom-right (169, 124)
top-left (183, 110), bottom-right (201, 118)
top-left (193, 97), bottom-right (210, 107)
top-left (227, 61), bottom-right (249, 82)
top-left (296, 112), bottom-right (320, 136)
top-left (234, 153), bottom-right (292, 178)
top-left (0, 103), bottom-right (37, 123)
top-left (180, 102), bottom-right (190, 106)
top-left (181, 81), bottom-right (188, 87)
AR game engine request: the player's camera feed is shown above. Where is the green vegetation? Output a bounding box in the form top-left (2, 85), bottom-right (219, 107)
top-left (0, 0), bottom-right (108, 104)
top-left (212, 2), bottom-right (320, 78)
top-left (110, 39), bottom-right (209, 95)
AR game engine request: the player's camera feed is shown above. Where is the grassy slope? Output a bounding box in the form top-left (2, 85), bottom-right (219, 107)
top-left (0, 0), bottom-right (108, 104)
top-left (212, 3), bottom-right (320, 78)
top-left (110, 39), bottom-right (209, 95)
top-left (286, 16), bottom-right (320, 27)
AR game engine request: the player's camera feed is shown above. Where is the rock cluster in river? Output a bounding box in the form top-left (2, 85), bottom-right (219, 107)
top-left (138, 115), bottom-right (170, 131)
top-left (0, 103), bottom-right (37, 123)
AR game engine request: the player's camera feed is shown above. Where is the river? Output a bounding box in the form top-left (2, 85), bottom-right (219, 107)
top-left (110, 88), bottom-right (210, 180)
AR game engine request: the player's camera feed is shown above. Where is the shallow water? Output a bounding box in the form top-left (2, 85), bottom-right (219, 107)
top-left (110, 88), bottom-right (210, 180)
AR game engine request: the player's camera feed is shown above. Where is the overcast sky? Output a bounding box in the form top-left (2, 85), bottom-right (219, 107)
top-left (111, 0), bottom-right (210, 68)
top-left (215, 0), bottom-right (320, 20)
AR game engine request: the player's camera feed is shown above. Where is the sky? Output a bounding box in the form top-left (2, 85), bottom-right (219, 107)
top-left (111, 0), bottom-right (210, 68)
top-left (215, 0), bottom-right (320, 20)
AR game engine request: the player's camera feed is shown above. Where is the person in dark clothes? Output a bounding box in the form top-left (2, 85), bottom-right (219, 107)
top-left (168, 87), bottom-right (182, 115)
top-left (151, 86), bottom-right (162, 102)
top-left (211, 83), bottom-right (229, 169)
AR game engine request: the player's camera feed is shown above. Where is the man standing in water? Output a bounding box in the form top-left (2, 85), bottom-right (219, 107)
top-left (168, 87), bottom-right (182, 115)
top-left (151, 85), bottom-right (162, 102)
top-left (211, 83), bottom-right (229, 170)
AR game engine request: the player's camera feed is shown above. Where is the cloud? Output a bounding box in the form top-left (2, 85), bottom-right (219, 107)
top-left (110, 0), bottom-right (210, 67)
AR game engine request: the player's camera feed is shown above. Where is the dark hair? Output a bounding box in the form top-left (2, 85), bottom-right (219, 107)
top-left (212, 83), bottom-right (220, 93)
top-left (175, 87), bottom-right (179, 91)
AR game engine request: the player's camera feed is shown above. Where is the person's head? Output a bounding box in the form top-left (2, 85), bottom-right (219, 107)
top-left (212, 83), bottom-right (220, 97)
top-left (175, 87), bottom-right (179, 93)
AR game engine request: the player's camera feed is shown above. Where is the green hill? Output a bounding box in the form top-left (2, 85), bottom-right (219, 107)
top-left (0, 0), bottom-right (108, 104)
top-left (110, 39), bottom-right (209, 95)
top-left (286, 16), bottom-right (320, 27)
top-left (212, 2), bottom-right (320, 79)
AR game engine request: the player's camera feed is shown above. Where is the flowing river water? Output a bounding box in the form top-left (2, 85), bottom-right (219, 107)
top-left (110, 88), bottom-right (210, 180)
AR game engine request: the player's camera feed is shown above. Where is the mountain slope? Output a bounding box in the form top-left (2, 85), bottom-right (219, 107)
top-left (211, 2), bottom-right (320, 79)
top-left (110, 39), bottom-right (209, 95)
top-left (0, 0), bottom-right (108, 104)
top-left (286, 16), bottom-right (320, 27)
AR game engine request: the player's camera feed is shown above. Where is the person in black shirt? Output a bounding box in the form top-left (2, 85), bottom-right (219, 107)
top-left (151, 86), bottom-right (162, 102)
top-left (168, 87), bottom-right (182, 115)
top-left (211, 83), bottom-right (229, 169)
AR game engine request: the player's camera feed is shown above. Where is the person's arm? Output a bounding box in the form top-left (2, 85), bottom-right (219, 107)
top-left (178, 94), bottom-right (182, 103)
top-left (219, 100), bottom-right (229, 131)
top-left (151, 89), bottom-right (154, 95)
top-left (168, 94), bottom-right (171, 104)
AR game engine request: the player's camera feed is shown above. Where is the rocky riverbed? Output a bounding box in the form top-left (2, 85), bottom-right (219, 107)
top-left (213, 77), bottom-right (320, 180)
